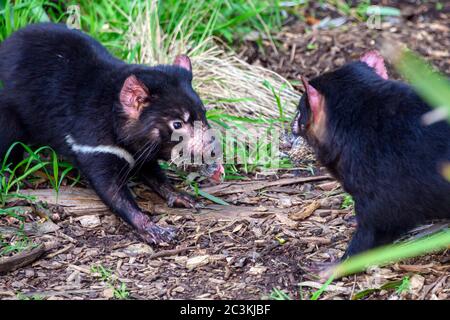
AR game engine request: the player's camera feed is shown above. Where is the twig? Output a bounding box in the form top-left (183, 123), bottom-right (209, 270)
top-left (297, 237), bottom-right (331, 245)
top-left (0, 245), bottom-right (45, 273)
top-left (0, 241), bottom-right (59, 273)
top-left (149, 246), bottom-right (196, 259)
top-left (45, 244), bottom-right (74, 259)
top-left (202, 175), bottom-right (331, 196)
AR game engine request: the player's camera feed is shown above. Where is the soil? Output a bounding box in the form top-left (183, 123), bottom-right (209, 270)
top-left (241, 0), bottom-right (450, 85)
top-left (0, 1), bottom-right (449, 300)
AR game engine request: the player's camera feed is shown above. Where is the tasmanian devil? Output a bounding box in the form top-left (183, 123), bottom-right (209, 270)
top-left (0, 23), bottom-right (224, 244)
top-left (291, 50), bottom-right (450, 258)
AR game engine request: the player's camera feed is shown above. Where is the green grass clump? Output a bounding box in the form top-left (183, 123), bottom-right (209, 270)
top-left (0, 205), bottom-right (39, 257)
top-left (16, 292), bottom-right (44, 300)
top-left (90, 264), bottom-right (130, 299)
top-left (0, 142), bottom-right (77, 206)
top-left (0, 232), bottom-right (33, 256)
top-left (269, 287), bottom-right (292, 300)
top-left (158, 0), bottom-right (285, 44)
top-left (340, 194), bottom-right (354, 209)
top-left (0, 0), bottom-right (63, 41)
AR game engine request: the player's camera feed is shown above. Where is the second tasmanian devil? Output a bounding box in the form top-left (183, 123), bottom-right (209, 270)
top-left (291, 51), bottom-right (450, 258)
top-left (0, 23), bottom-right (224, 244)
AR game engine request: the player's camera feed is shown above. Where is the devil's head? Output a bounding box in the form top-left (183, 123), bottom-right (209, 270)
top-left (115, 55), bottom-right (224, 182)
top-left (291, 50), bottom-right (389, 148)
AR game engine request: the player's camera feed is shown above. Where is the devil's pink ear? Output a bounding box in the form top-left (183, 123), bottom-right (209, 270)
top-left (174, 54), bottom-right (192, 72)
top-left (301, 76), bottom-right (324, 124)
top-left (119, 75), bottom-right (150, 119)
top-left (360, 50), bottom-right (389, 79)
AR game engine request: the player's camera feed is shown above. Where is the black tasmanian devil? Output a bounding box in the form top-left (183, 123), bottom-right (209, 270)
top-left (0, 23), bottom-right (224, 244)
top-left (291, 50), bottom-right (450, 258)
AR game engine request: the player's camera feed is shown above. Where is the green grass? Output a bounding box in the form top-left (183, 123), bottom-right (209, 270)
top-left (90, 264), bottom-right (130, 299)
top-left (270, 273), bottom-right (413, 300)
top-left (393, 49), bottom-right (450, 122)
top-left (331, 227), bottom-right (450, 280)
top-left (340, 193), bottom-right (354, 210)
top-left (395, 276), bottom-right (411, 295)
top-left (16, 292), bottom-right (44, 300)
top-left (0, 0), bottom-right (62, 41)
top-left (0, 233), bottom-right (34, 256)
top-left (113, 282), bottom-right (130, 300)
top-left (74, 0), bottom-right (136, 60)
top-left (157, 0), bottom-right (288, 44)
top-left (0, 142), bottom-right (77, 257)
top-left (325, 0), bottom-right (401, 22)
top-left (0, 142), bottom-right (78, 206)
top-left (352, 277), bottom-right (410, 300)
top-left (0, 206), bottom-right (38, 257)
top-left (310, 274), bottom-right (335, 300)
top-left (206, 100), bottom-right (294, 177)
top-left (269, 288), bottom-right (291, 300)
top-left (90, 264), bottom-right (113, 282)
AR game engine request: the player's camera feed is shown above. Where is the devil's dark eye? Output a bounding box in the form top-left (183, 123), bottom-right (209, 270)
top-left (172, 121), bottom-right (183, 130)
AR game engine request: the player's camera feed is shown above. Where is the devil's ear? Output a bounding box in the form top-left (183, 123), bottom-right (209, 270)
top-left (174, 54), bottom-right (192, 72)
top-left (360, 50), bottom-right (389, 79)
top-left (119, 75), bottom-right (150, 119)
top-left (301, 76), bottom-right (325, 125)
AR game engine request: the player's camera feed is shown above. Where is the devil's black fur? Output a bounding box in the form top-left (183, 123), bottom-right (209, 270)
top-left (0, 23), bottom-right (210, 244)
top-left (292, 61), bottom-right (450, 258)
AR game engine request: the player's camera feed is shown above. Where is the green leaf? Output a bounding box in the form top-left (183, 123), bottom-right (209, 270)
top-left (196, 188), bottom-right (229, 206)
top-left (333, 230), bottom-right (450, 278)
top-left (310, 274), bottom-right (335, 300)
top-left (366, 6), bottom-right (401, 17)
top-left (352, 279), bottom-right (403, 300)
top-left (31, 5), bottom-right (50, 22)
top-left (394, 50), bottom-right (450, 120)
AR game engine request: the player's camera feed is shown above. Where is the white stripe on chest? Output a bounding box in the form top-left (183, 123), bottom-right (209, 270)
top-left (65, 135), bottom-right (135, 167)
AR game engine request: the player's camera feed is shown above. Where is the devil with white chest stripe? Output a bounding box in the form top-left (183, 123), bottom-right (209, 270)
top-left (0, 23), bottom-right (224, 244)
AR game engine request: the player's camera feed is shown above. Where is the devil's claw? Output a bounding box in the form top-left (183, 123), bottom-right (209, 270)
top-left (167, 192), bottom-right (203, 211)
top-left (138, 223), bottom-right (177, 245)
top-left (306, 261), bottom-right (340, 280)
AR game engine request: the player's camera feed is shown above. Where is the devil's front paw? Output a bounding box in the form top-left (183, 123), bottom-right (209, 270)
top-left (167, 192), bottom-right (203, 211)
top-left (138, 223), bottom-right (177, 245)
top-left (307, 260), bottom-right (340, 280)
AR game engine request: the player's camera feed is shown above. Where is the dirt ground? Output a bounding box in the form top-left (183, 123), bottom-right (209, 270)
top-left (1, 1), bottom-right (449, 300)
top-left (243, 0), bottom-right (450, 82)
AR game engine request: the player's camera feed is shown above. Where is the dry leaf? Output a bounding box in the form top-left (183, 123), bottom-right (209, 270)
top-left (102, 288), bottom-right (115, 299)
top-left (123, 243), bottom-right (154, 256)
top-left (409, 274), bottom-right (425, 295)
top-left (317, 181), bottom-right (339, 191)
top-left (289, 201), bottom-right (321, 221)
top-left (248, 265), bottom-right (267, 275)
top-left (77, 215), bottom-right (101, 228)
top-left (186, 255), bottom-right (210, 270)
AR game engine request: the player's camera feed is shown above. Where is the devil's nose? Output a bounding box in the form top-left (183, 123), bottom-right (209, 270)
top-left (208, 135), bottom-right (216, 144)
top-left (210, 163), bottom-right (225, 183)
